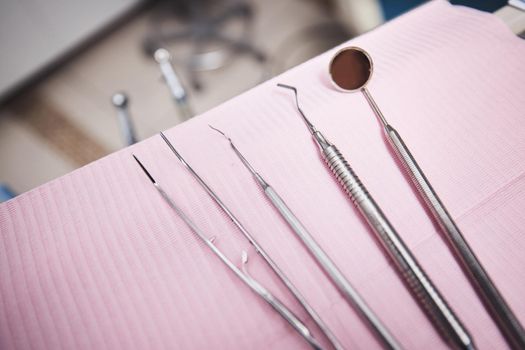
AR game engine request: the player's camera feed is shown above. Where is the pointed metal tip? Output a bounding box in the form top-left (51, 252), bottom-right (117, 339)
top-left (277, 83), bottom-right (316, 134)
top-left (208, 124), bottom-right (227, 138)
top-left (209, 124), bottom-right (234, 146)
top-left (277, 83), bottom-right (300, 108)
top-left (208, 125), bottom-right (260, 178)
top-left (159, 131), bottom-right (179, 155)
top-left (158, 131), bottom-right (192, 170)
top-left (132, 155), bottom-right (156, 184)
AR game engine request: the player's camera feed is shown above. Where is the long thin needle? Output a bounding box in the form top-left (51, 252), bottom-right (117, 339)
top-left (158, 132), bottom-right (343, 350)
top-left (132, 155), bottom-right (208, 244)
top-left (131, 155), bottom-right (322, 350)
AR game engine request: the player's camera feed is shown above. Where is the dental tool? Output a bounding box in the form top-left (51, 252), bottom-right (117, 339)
top-left (154, 48), bottom-right (194, 119)
top-left (132, 155), bottom-right (322, 349)
top-left (209, 125), bottom-right (402, 350)
top-left (159, 132), bottom-right (343, 350)
top-left (278, 83), bottom-right (475, 350)
top-left (329, 46), bottom-right (525, 350)
top-left (111, 92), bottom-right (137, 146)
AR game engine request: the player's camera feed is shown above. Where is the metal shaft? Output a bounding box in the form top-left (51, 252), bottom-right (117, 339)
top-left (264, 184), bottom-right (402, 350)
top-left (319, 141), bottom-right (475, 350)
top-left (279, 84), bottom-right (474, 350)
top-left (155, 184), bottom-right (322, 350)
top-left (159, 132), bottom-right (341, 350)
top-left (210, 125), bottom-right (397, 350)
top-left (133, 155), bottom-right (321, 349)
top-left (362, 87), bottom-right (525, 350)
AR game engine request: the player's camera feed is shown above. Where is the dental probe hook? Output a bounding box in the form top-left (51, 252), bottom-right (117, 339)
top-left (208, 125), bottom-right (263, 183)
top-left (276, 84), bottom-right (316, 133)
top-left (132, 155), bottom-right (322, 350)
top-left (277, 84), bottom-right (330, 149)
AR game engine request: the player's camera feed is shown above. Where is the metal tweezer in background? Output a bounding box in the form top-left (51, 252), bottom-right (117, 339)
top-left (132, 155), bottom-right (322, 349)
top-left (159, 132), bottom-right (343, 350)
top-left (209, 125), bottom-right (402, 350)
top-left (278, 84), bottom-right (475, 350)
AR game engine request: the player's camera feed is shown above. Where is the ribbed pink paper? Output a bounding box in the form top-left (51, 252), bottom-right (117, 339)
top-left (2, 1), bottom-right (525, 349)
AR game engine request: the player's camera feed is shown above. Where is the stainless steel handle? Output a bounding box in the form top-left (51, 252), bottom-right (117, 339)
top-left (160, 132), bottom-right (338, 349)
top-left (264, 185), bottom-right (402, 350)
top-left (322, 144), bottom-right (474, 350)
top-left (155, 182), bottom-right (322, 350)
top-left (385, 125), bottom-right (525, 349)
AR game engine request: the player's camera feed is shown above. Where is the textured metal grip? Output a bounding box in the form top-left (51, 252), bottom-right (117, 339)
top-left (321, 144), bottom-right (473, 350)
top-left (385, 125), bottom-right (525, 349)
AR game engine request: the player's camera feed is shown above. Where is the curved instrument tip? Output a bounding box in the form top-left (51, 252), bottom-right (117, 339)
top-left (277, 83), bottom-right (296, 92)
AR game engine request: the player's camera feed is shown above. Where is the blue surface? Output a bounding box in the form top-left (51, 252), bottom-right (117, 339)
top-left (379, 0), bottom-right (507, 20)
top-left (0, 184), bottom-right (16, 202)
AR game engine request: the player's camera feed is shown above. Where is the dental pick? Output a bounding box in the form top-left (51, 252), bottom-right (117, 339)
top-left (209, 125), bottom-right (402, 350)
top-left (159, 132), bottom-right (343, 350)
top-left (132, 154), bottom-right (322, 349)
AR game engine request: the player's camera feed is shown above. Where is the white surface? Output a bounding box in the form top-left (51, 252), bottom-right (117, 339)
top-left (496, 4), bottom-right (525, 32)
top-left (509, 0), bottom-right (525, 11)
top-left (0, 0), bottom-right (141, 98)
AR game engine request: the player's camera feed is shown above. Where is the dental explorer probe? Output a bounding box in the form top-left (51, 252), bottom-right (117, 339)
top-left (132, 155), bottom-right (322, 350)
top-left (209, 125), bottom-right (402, 350)
top-left (278, 84), bottom-right (475, 350)
top-left (329, 46), bottom-right (525, 350)
top-left (159, 132), bottom-right (343, 350)
top-left (154, 48), bottom-right (194, 119)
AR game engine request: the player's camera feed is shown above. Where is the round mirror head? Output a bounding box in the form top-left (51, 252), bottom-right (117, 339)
top-left (329, 47), bottom-right (373, 92)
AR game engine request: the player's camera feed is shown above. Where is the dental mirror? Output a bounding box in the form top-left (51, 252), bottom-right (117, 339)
top-left (329, 47), bottom-right (372, 92)
top-left (328, 46), bottom-right (525, 350)
top-left (329, 46), bottom-right (388, 125)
